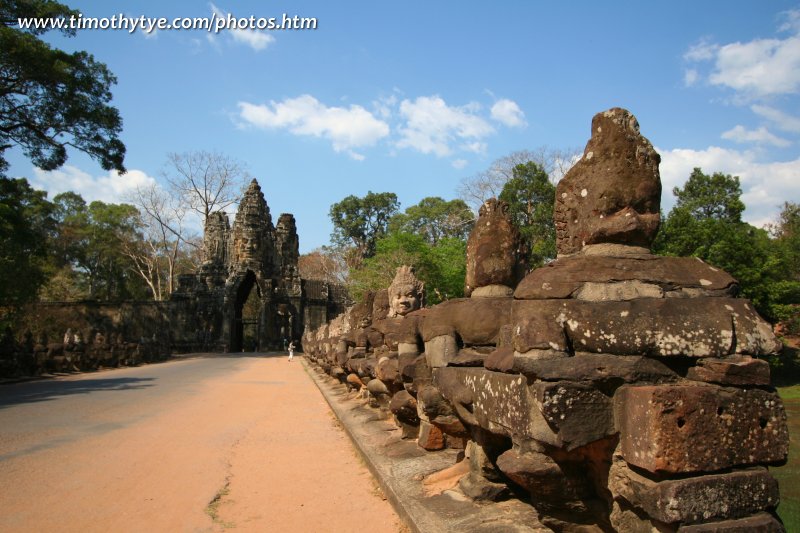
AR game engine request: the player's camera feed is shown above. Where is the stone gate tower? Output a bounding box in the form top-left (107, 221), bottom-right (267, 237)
top-left (170, 179), bottom-right (346, 352)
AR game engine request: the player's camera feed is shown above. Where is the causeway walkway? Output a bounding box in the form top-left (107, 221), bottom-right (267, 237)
top-left (0, 353), bottom-right (404, 532)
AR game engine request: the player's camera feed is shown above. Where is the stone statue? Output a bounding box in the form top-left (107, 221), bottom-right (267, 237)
top-left (464, 198), bottom-right (526, 297)
top-left (554, 107), bottom-right (661, 256)
top-left (387, 266), bottom-right (424, 318)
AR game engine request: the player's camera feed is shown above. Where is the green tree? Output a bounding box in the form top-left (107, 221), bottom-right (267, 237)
top-left (673, 168), bottom-right (745, 221)
top-left (770, 202), bottom-right (800, 277)
top-left (388, 197), bottom-right (473, 245)
top-left (41, 192), bottom-right (146, 300)
top-left (81, 201), bottom-right (145, 300)
top-left (1, 0), bottom-right (125, 174)
top-left (329, 191), bottom-right (399, 263)
top-left (767, 202), bottom-right (800, 333)
top-left (498, 161), bottom-right (556, 268)
top-left (0, 176), bottom-right (54, 313)
top-left (38, 190), bottom-right (89, 299)
top-left (349, 232), bottom-right (466, 305)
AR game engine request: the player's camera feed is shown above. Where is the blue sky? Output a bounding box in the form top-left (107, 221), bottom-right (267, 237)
top-left (7, 1), bottom-right (800, 252)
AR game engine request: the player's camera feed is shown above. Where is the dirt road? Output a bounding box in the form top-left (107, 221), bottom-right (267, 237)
top-left (0, 354), bottom-right (403, 532)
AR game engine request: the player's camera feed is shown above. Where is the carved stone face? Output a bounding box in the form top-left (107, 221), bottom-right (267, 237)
top-left (389, 283), bottom-right (420, 317)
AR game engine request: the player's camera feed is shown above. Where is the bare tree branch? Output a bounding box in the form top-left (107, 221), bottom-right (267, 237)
top-left (457, 147), bottom-right (581, 212)
top-left (162, 150), bottom-right (251, 224)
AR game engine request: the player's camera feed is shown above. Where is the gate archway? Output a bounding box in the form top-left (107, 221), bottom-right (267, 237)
top-left (231, 270), bottom-right (261, 352)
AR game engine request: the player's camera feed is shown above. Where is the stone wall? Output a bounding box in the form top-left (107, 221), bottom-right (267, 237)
top-left (1, 300), bottom-right (171, 376)
top-left (303, 108), bottom-right (789, 532)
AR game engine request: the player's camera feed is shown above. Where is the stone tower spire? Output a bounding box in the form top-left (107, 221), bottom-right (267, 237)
top-left (275, 213), bottom-right (299, 280)
top-left (229, 179), bottom-right (275, 276)
top-left (203, 211), bottom-right (229, 265)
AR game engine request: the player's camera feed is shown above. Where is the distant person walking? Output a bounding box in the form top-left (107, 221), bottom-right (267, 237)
top-left (288, 341), bottom-right (295, 362)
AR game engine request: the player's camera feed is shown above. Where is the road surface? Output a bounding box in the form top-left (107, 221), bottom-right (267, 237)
top-left (0, 354), bottom-right (403, 532)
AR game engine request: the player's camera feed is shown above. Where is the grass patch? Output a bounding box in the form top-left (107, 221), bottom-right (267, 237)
top-left (774, 384), bottom-right (800, 530)
top-left (205, 482), bottom-right (235, 529)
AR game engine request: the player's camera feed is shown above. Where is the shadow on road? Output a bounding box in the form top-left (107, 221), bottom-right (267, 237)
top-left (0, 377), bottom-right (156, 409)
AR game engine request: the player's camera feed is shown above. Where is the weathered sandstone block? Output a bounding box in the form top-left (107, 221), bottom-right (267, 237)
top-left (615, 385), bottom-right (788, 473)
top-left (610, 458), bottom-right (779, 524)
top-left (511, 298), bottom-right (779, 358)
top-left (678, 512), bottom-right (785, 532)
top-left (515, 254), bottom-right (736, 300)
top-left (496, 448), bottom-right (594, 503)
top-left (491, 353), bottom-right (677, 388)
top-left (418, 420), bottom-right (445, 450)
top-left (421, 298), bottom-right (512, 345)
top-left (687, 356), bottom-right (771, 386)
top-left (532, 381), bottom-right (615, 450)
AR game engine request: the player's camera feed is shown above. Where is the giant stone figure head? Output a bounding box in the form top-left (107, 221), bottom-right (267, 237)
top-left (554, 107), bottom-right (661, 255)
top-left (387, 265), bottom-right (424, 318)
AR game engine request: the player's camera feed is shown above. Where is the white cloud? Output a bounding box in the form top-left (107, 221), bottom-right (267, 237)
top-left (237, 95), bottom-right (390, 159)
top-left (451, 159), bottom-right (468, 169)
top-left (31, 165), bottom-right (157, 204)
top-left (396, 96), bottom-right (494, 157)
top-left (461, 141), bottom-right (487, 154)
top-left (372, 95), bottom-right (398, 120)
top-left (709, 36), bottom-right (800, 98)
top-left (751, 104), bottom-right (800, 133)
top-left (721, 125), bottom-right (791, 147)
top-left (684, 39), bottom-right (719, 61)
top-left (490, 99), bottom-right (527, 128)
top-left (210, 3), bottom-right (275, 51)
top-left (229, 26), bottom-right (274, 51)
top-left (779, 8), bottom-right (800, 33)
top-left (683, 68), bottom-right (699, 87)
top-left (683, 11), bottom-right (800, 99)
top-left (657, 145), bottom-right (800, 227)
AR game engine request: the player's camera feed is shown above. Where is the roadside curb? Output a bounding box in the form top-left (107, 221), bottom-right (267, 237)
top-left (299, 356), bottom-right (547, 533)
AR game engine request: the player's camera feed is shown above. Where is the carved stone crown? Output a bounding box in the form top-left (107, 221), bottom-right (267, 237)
top-left (389, 265), bottom-right (424, 295)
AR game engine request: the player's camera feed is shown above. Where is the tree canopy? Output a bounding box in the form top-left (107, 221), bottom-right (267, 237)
top-left (1, 0), bottom-right (126, 174)
top-left (348, 232), bottom-right (466, 305)
top-left (388, 196), bottom-right (473, 245)
top-left (498, 161), bottom-right (556, 269)
top-left (0, 176), bottom-right (54, 310)
top-left (672, 168), bottom-right (745, 221)
top-left (329, 191), bottom-right (399, 262)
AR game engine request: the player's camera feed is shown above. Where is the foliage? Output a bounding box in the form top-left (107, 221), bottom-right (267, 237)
top-left (329, 191), bottom-right (399, 262)
top-left (768, 202), bottom-right (800, 334)
top-left (672, 168), bottom-right (745, 221)
top-left (40, 191), bottom-right (148, 300)
top-left (653, 168), bottom-right (797, 323)
top-left (388, 196), bottom-right (473, 245)
top-left (0, 176), bottom-right (54, 311)
top-left (498, 162), bottom-right (556, 268)
top-left (349, 232), bottom-right (466, 305)
top-left (0, 0), bottom-right (125, 174)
